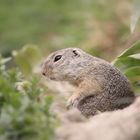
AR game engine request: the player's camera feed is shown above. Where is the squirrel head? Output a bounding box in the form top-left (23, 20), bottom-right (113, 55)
top-left (42, 48), bottom-right (89, 83)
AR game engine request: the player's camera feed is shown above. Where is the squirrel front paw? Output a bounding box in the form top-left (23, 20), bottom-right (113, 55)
top-left (66, 94), bottom-right (80, 110)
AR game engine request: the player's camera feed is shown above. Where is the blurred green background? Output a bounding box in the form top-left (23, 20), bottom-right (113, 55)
top-left (0, 0), bottom-right (133, 60)
top-left (0, 0), bottom-right (140, 140)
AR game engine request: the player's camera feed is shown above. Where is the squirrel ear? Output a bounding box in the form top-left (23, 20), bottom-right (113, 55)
top-left (72, 50), bottom-right (80, 57)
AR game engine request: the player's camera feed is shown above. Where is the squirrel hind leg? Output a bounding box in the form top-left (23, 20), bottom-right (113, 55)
top-left (77, 92), bottom-right (135, 117)
top-left (77, 93), bottom-right (111, 117)
top-left (110, 94), bottom-right (136, 110)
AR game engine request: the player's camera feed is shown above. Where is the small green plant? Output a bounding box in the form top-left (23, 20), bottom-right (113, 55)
top-left (112, 41), bottom-right (140, 94)
top-left (0, 46), bottom-right (56, 140)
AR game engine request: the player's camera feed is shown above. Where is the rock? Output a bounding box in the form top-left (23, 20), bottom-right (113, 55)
top-left (55, 97), bottom-right (140, 140)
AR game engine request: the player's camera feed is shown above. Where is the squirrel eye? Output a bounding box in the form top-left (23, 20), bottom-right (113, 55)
top-left (54, 55), bottom-right (62, 62)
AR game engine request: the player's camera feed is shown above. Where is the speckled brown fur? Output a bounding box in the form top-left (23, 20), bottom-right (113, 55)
top-left (42, 48), bottom-right (135, 117)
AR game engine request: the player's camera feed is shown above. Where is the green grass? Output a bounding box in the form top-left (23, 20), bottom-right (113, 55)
top-left (0, 0), bottom-right (129, 57)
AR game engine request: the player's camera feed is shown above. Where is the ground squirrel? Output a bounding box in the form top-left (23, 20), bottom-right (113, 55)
top-left (42, 48), bottom-right (135, 117)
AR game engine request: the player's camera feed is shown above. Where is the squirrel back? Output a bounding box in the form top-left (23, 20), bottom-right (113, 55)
top-left (77, 61), bottom-right (135, 117)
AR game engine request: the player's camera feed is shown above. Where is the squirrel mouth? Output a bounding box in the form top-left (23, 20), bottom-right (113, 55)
top-left (49, 77), bottom-right (56, 80)
top-left (46, 74), bottom-right (56, 80)
top-left (43, 75), bottom-right (56, 81)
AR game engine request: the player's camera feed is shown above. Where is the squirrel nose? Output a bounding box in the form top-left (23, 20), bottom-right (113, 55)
top-left (42, 61), bottom-right (47, 76)
top-left (41, 61), bottom-right (52, 76)
top-left (41, 66), bottom-right (47, 76)
top-left (42, 72), bottom-right (46, 76)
